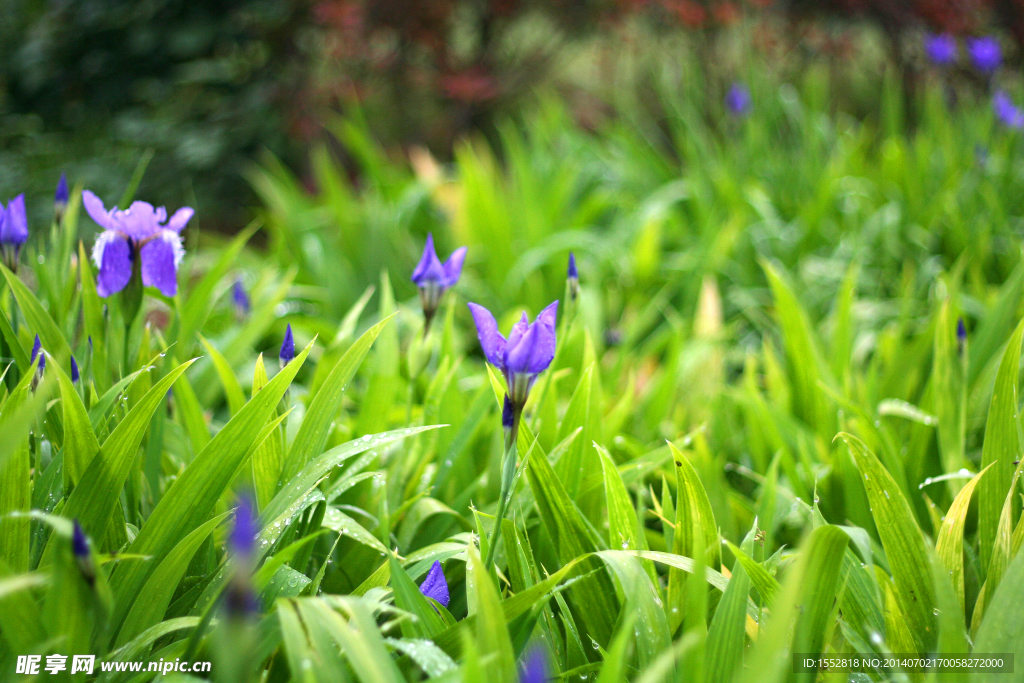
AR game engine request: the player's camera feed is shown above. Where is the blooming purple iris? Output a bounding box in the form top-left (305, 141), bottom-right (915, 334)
top-left (925, 34), bottom-right (957, 66)
top-left (233, 278), bottom-right (250, 318)
top-left (468, 301), bottom-right (558, 412)
top-left (83, 190), bottom-right (193, 298)
top-left (279, 324), bottom-right (295, 369)
top-left (0, 194), bottom-right (27, 272)
top-left (725, 82), bottom-right (751, 117)
top-left (968, 36), bottom-right (1001, 73)
top-left (411, 233), bottom-right (466, 330)
top-left (418, 560), bottom-right (450, 607)
top-left (520, 646), bottom-right (549, 683)
top-left (993, 91), bottom-right (1024, 129)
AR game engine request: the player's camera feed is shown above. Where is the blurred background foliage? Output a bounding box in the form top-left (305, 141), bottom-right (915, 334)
top-left (3, 0), bottom-right (1024, 231)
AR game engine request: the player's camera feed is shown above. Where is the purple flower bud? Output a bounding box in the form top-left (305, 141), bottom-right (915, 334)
top-left (0, 194), bottom-right (28, 272)
top-left (232, 278), bottom-right (250, 316)
top-left (957, 317), bottom-right (967, 356)
top-left (419, 560), bottom-right (450, 607)
top-left (84, 190), bottom-right (193, 298)
top-left (72, 520), bottom-right (89, 559)
top-left (279, 324), bottom-right (295, 369)
top-left (55, 173), bottom-right (69, 208)
top-left (520, 646), bottom-right (549, 683)
top-left (993, 91), bottom-right (1024, 129)
top-left (968, 36), bottom-right (1001, 73)
top-left (925, 34), bottom-right (957, 66)
top-left (567, 252), bottom-right (579, 301)
top-left (30, 335), bottom-right (45, 376)
top-left (468, 301), bottom-right (558, 410)
top-left (412, 233), bottom-right (466, 331)
top-left (71, 356), bottom-right (80, 383)
top-left (502, 394), bottom-right (515, 431)
top-left (725, 82), bottom-right (751, 117)
top-left (229, 496), bottom-right (258, 559)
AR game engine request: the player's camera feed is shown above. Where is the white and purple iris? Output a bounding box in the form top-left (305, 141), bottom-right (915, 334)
top-left (83, 190), bottom-right (194, 298)
top-left (411, 233), bottom-right (466, 329)
top-left (467, 300), bottom-right (558, 411)
top-left (0, 194), bottom-right (28, 272)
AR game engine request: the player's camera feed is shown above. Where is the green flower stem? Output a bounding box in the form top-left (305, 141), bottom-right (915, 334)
top-left (484, 408), bottom-right (520, 571)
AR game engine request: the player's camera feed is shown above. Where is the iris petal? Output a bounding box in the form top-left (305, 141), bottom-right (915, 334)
top-left (411, 233), bottom-right (446, 285)
top-left (140, 230), bottom-right (183, 297)
top-left (506, 302), bottom-right (558, 376)
top-left (418, 560), bottom-right (450, 607)
top-left (83, 190), bottom-right (118, 232)
top-left (468, 302), bottom-right (507, 369)
top-left (166, 206), bottom-right (195, 233)
top-left (93, 232), bottom-right (132, 297)
top-left (118, 201), bottom-right (163, 241)
top-left (441, 246), bottom-right (467, 288)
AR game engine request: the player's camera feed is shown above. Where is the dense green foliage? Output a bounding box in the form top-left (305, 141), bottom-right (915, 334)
top-left (3, 64), bottom-right (1024, 683)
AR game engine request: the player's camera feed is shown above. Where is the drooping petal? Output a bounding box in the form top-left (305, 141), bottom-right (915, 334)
top-left (92, 231), bottom-right (132, 297)
top-left (467, 302), bottom-right (507, 369)
top-left (83, 190), bottom-right (118, 232)
top-left (2, 195), bottom-right (27, 245)
top-left (117, 201), bottom-right (164, 241)
top-left (140, 229), bottom-right (184, 297)
top-left (441, 246), bottom-right (467, 288)
top-left (411, 233), bottom-right (446, 286)
top-left (165, 206), bottom-right (195, 233)
top-left (419, 560), bottom-right (450, 607)
top-left (506, 301), bottom-right (558, 376)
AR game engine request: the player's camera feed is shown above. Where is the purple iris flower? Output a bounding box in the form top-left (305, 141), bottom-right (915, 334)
top-left (725, 82), bottom-right (751, 116)
top-left (419, 560), bottom-right (450, 607)
top-left (925, 34), bottom-right (957, 66)
top-left (468, 301), bottom-right (558, 410)
top-left (71, 356), bottom-right (80, 383)
top-left (968, 36), bottom-right (1001, 73)
top-left (71, 519), bottom-right (95, 584)
top-left (279, 324), bottom-right (295, 369)
top-left (0, 194), bottom-right (28, 272)
top-left (520, 646), bottom-right (549, 683)
top-left (411, 233), bottom-right (466, 330)
top-left (83, 190), bottom-right (193, 298)
top-left (232, 278), bottom-right (250, 317)
top-left (993, 91), bottom-right (1024, 128)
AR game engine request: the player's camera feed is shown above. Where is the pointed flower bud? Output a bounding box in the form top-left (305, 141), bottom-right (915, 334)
top-left (0, 194), bottom-right (28, 273)
top-left (725, 82), bottom-right (751, 117)
top-left (502, 394), bottom-right (515, 431)
top-left (31, 334), bottom-right (45, 378)
top-left (72, 520), bottom-right (96, 584)
top-left (71, 356), bottom-right (80, 383)
top-left (279, 323), bottom-right (295, 369)
top-left (419, 560), bottom-right (450, 607)
top-left (567, 252), bottom-right (579, 301)
top-left (55, 173), bottom-right (69, 223)
top-left (411, 233), bottom-right (466, 331)
top-left (233, 278), bottom-right (250, 318)
top-left (957, 317), bottom-right (967, 356)
top-left (468, 301), bottom-right (558, 411)
top-left (225, 495), bottom-right (259, 618)
top-left (84, 190), bottom-right (193, 298)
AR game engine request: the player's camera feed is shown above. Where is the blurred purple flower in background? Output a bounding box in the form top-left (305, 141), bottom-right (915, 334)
top-left (71, 519), bottom-right (95, 584)
top-left (55, 173), bottom-right (69, 222)
top-left (567, 252), bottom-right (579, 301)
top-left (993, 91), bottom-right (1024, 128)
top-left (0, 194), bottom-right (27, 272)
top-left (520, 646), bottom-right (549, 683)
top-left (31, 335), bottom-right (45, 377)
top-left (84, 190), bottom-right (193, 298)
top-left (225, 496), bottom-right (259, 617)
top-left (419, 560), bottom-right (450, 607)
top-left (279, 323), bottom-right (295, 368)
top-left (968, 36), bottom-right (1001, 73)
top-left (411, 233), bottom-right (466, 330)
top-left (725, 82), bottom-right (751, 116)
top-left (233, 278), bottom-right (250, 317)
top-left (468, 301), bottom-right (558, 410)
top-left (925, 34), bottom-right (957, 66)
